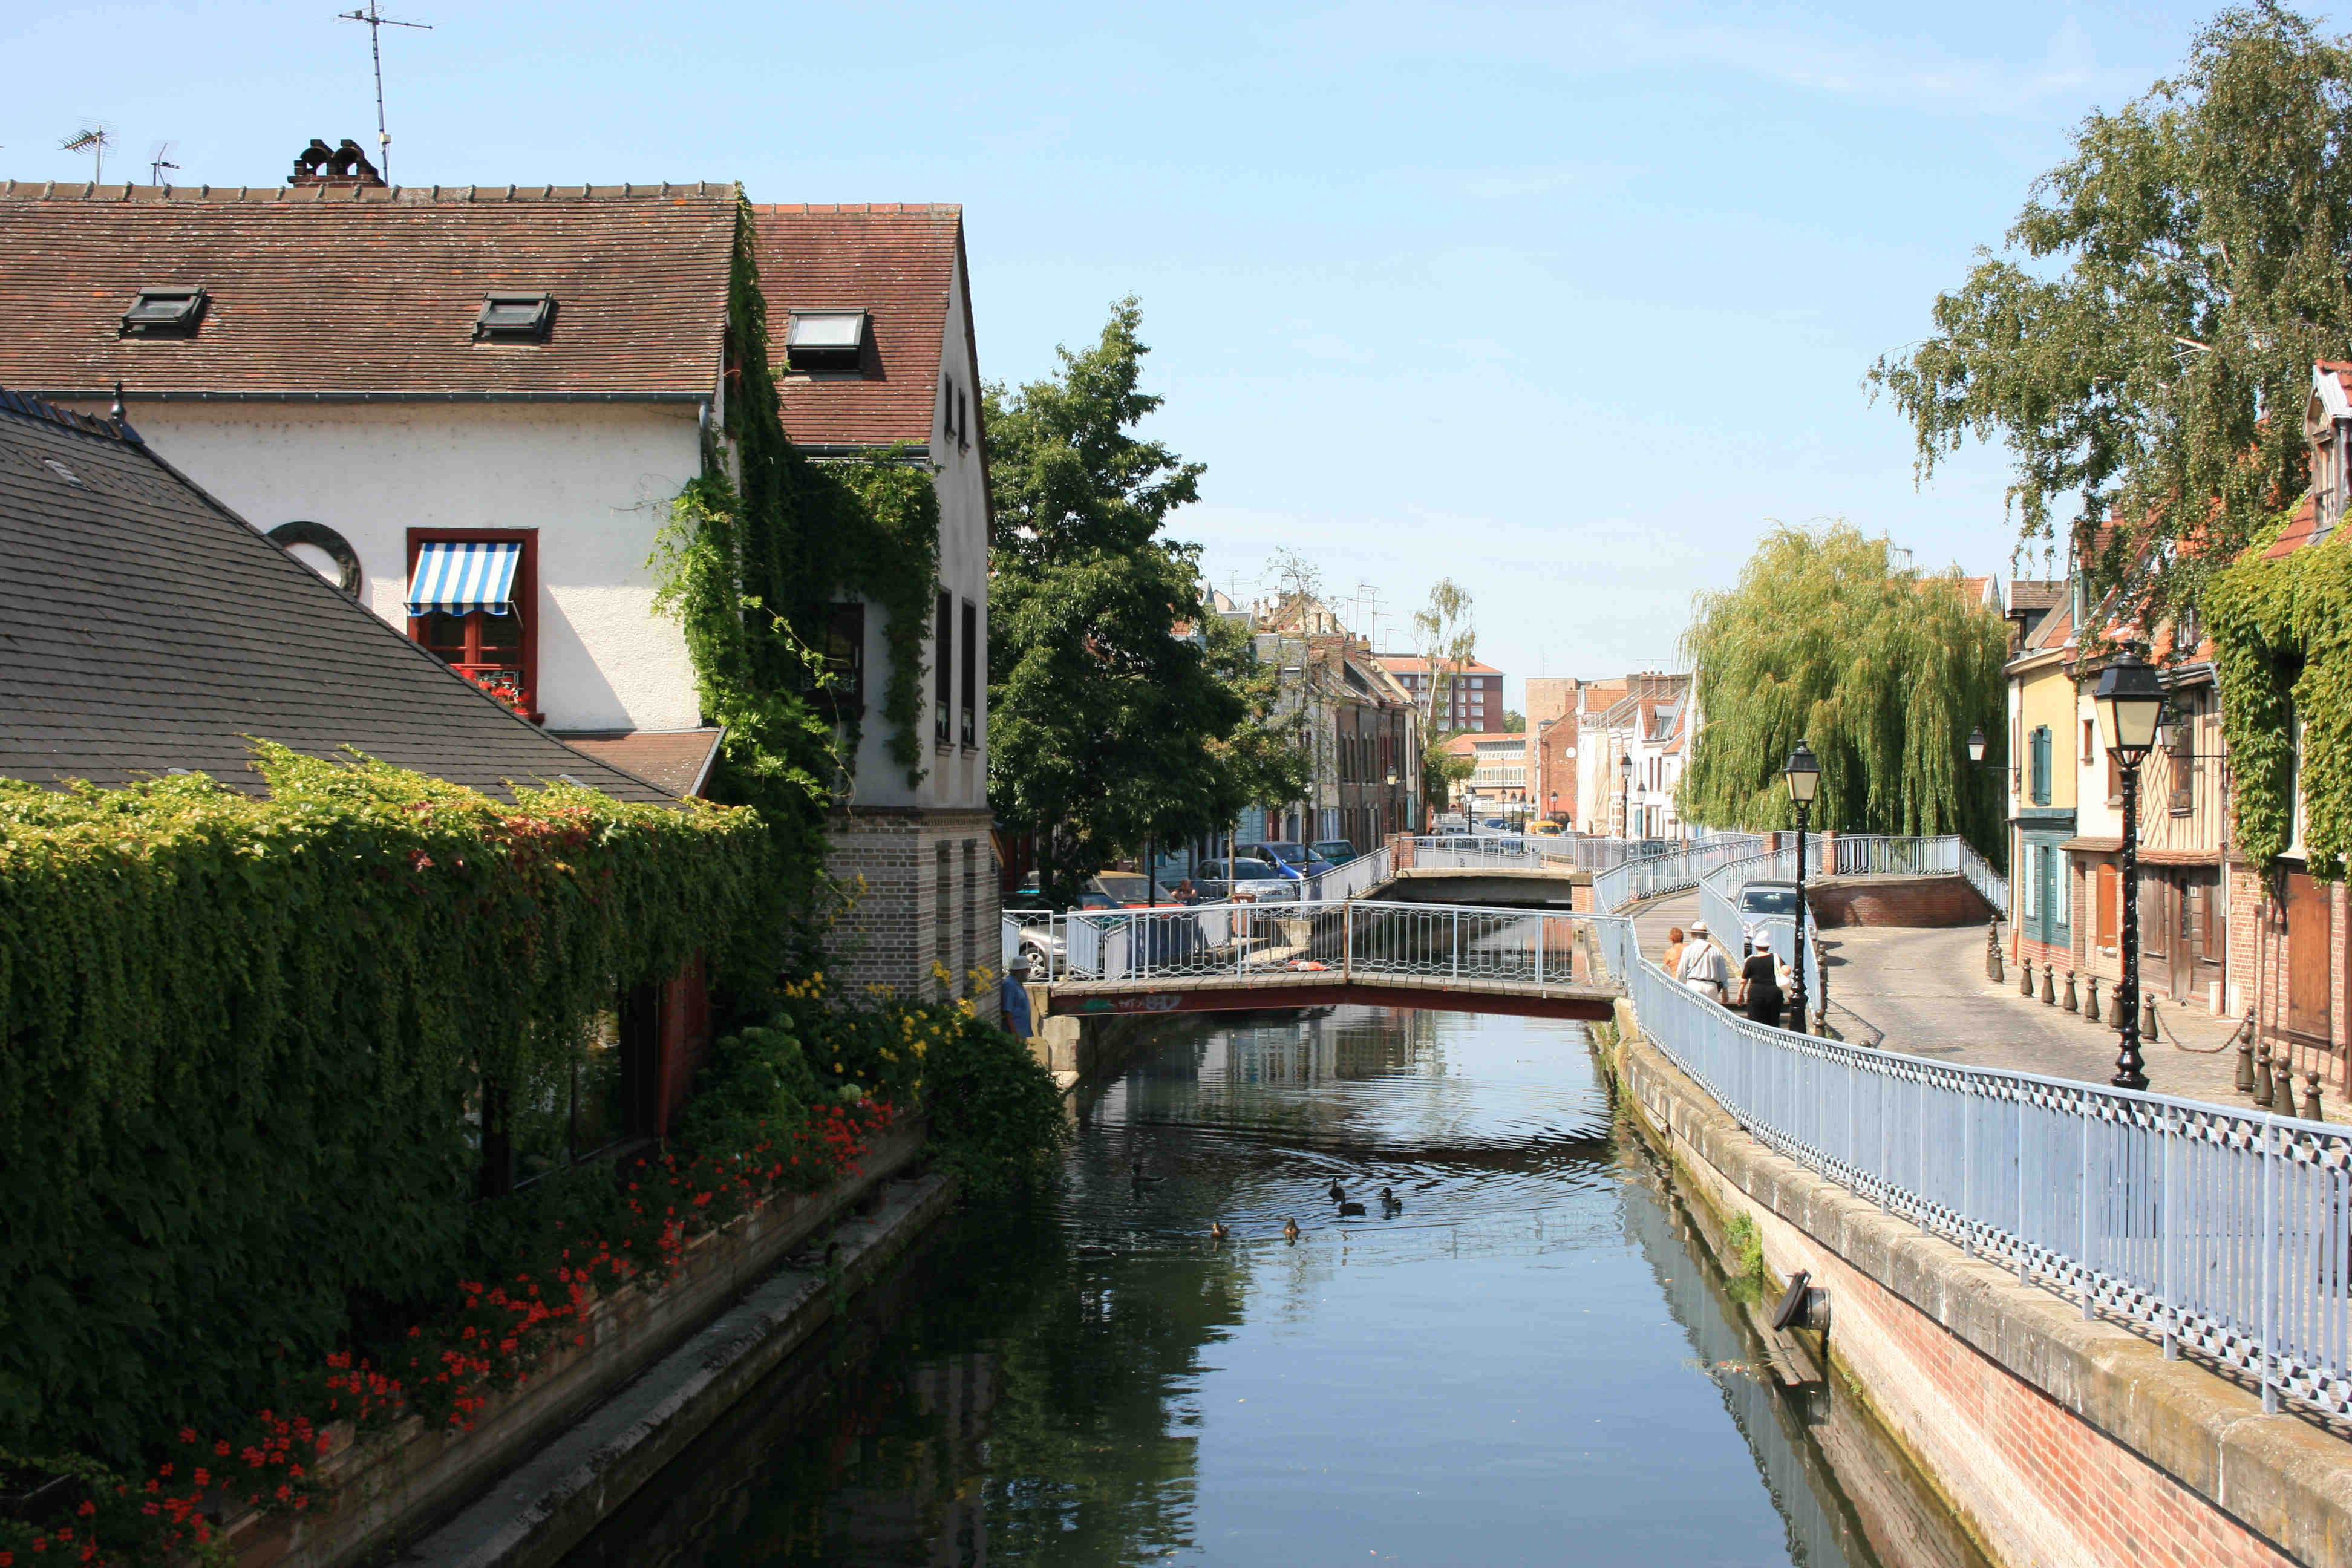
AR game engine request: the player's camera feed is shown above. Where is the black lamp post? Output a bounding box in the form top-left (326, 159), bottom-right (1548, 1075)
top-left (1968, 725), bottom-right (1987, 766)
top-left (1619, 751), bottom-right (1633, 840)
top-left (2095, 648), bottom-right (2166, 1091)
top-left (1785, 740), bottom-right (1820, 1033)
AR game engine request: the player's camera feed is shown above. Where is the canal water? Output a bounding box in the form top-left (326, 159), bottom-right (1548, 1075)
top-left (567, 1005), bottom-right (1987, 1567)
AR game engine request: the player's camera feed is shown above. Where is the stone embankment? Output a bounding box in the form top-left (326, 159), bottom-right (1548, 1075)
top-left (1608, 1001), bottom-right (2352, 1568)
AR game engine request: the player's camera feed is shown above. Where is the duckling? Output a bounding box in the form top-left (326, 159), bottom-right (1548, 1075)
top-left (1281, 1216), bottom-right (1301, 1241)
top-left (1129, 1159), bottom-right (1166, 1186)
top-left (1338, 1200), bottom-right (1366, 1217)
top-left (1209, 1220), bottom-right (1229, 1241)
top-left (1380, 1186), bottom-right (1402, 1214)
top-left (1326, 1177), bottom-right (1347, 1202)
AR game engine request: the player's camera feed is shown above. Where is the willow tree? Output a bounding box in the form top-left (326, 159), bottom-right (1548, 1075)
top-left (1868, 7), bottom-right (2352, 623)
top-left (1679, 525), bottom-right (2010, 859)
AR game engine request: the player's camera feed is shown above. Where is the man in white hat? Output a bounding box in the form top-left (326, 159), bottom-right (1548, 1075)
top-left (1678, 919), bottom-right (1730, 1004)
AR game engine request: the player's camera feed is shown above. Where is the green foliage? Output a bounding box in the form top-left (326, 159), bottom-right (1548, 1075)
top-left (651, 195), bottom-right (943, 820)
top-left (0, 747), bottom-right (769, 1466)
top-left (675, 1021), bottom-right (823, 1157)
top-left (1680, 524), bottom-right (2010, 859)
top-left (2207, 526), bottom-right (2352, 877)
top-left (986, 298), bottom-right (1302, 904)
top-left (918, 1011), bottom-right (1070, 1201)
top-left (1869, 7), bottom-right (2352, 619)
top-left (1412, 580), bottom-right (1476, 826)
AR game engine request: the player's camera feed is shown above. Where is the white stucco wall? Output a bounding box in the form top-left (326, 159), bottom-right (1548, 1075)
top-left (80, 400), bottom-right (706, 733)
top-left (837, 246), bottom-right (991, 814)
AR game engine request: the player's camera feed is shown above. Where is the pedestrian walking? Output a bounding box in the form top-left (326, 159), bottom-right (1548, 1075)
top-left (1000, 960), bottom-right (1036, 1037)
top-left (1738, 931), bottom-right (1784, 1030)
top-left (1661, 926), bottom-right (1687, 978)
top-left (1679, 920), bottom-right (1730, 1005)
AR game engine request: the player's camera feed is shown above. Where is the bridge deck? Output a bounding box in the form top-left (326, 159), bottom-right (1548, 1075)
top-left (1045, 970), bottom-right (1619, 1020)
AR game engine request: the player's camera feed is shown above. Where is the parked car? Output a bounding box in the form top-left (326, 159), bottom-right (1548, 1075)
top-left (1734, 880), bottom-right (1802, 955)
top-left (1197, 858), bottom-right (1296, 901)
top-left (1478, 817), bottom-right (1508, 831)
top-left (1527, 820), bottom-right (1565, 837)
top-left (1309, 838), bottom-right (1359, 866)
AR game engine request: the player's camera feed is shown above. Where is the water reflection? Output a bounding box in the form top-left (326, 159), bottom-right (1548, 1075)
top-left (566, 1005), bottom-right (1981, 1567)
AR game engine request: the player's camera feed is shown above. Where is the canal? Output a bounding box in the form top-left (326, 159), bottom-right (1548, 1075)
top-left (566, 1005), bottom-right (1987, 1567)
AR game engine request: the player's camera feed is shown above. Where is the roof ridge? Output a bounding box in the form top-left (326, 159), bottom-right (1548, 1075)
top-left (0, 385), bottom-right (140, 443)
top-left (750, 201), bottom-right (962, 216)
top-left (0, 180), bottom-right (740, 204)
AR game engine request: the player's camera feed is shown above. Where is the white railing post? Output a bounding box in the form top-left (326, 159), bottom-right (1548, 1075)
top-left (1535, 916), bottom-right (1545, 988)
top-left (2262, 1117), bottom-right (2279, 1413)
top-left (1452, 907), bottom-right (1462, 979)
top-left (1345, 901), bottom-right (1354, 982)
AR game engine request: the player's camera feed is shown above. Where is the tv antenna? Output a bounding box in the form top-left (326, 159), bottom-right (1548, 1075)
top-left (60, 125), bottom-right (113, 183)
top-left (149, 141), bottom-right (179, 185)
top-left (338, 2), bottom-right (431, 185)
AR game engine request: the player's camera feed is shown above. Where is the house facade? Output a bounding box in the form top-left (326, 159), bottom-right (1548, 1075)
top-left (1575, 673), bottom-right (1689, 837)
top-left (1246, 600), bottom-right (1420, 849)
top-left (2007, 582), bottom-right (2080, 977)
top-left (0, 169), bottom-right (996, 1006)
top-left (1375, 654), bottom-right (1510, 734)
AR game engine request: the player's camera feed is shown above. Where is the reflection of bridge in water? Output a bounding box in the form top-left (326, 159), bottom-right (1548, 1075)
top-left (1034, 899), bottom-right (1633, 1024)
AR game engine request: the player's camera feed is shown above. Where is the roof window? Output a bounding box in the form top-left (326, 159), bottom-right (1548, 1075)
top-left (785, 309), bottom-right (867, 371)
top-left (119, 286), bottom-right (207, 338)
top-left (475, 292), bottom-right (555, 342)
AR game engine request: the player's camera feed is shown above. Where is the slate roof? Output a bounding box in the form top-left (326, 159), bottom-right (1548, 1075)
top-left (0, 181), bottom-right (736, 399)
top-left (0, 387), bottom-right (676, 803)
top-left (751, 204), bottom-right (964, 448)
top-left (553, 728), bottom-right (724, 798)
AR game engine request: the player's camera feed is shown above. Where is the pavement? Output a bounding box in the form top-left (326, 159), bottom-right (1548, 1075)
top-left (1628, 889), bottom-right (2333, 1123)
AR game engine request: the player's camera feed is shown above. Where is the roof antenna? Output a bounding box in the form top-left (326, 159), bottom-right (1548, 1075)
top-left (337, 2), bottom-right (431, 186)
top-left (149, 142), bottom-right (179, 185)
top-left (60, 125), bottom-right (113, 184)
top-left (110, 381), bottom-right (125, 422)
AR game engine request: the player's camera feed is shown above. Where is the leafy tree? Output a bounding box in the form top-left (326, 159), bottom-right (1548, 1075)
top-left (987, 299), bottom-right (1305, 904)
top-left (1679, 524), bottom-right (2010, 858)
top-left (1501, 709), bottom-right (1526, 733)
top-left (1869, 6), bottom-right (2352, 623)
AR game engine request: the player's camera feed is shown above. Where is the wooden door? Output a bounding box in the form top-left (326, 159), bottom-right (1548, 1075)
top-left (2288, 871), bottom-right (2333, 1044)
top-left (2167, 874), bottom-right (2195, 1000)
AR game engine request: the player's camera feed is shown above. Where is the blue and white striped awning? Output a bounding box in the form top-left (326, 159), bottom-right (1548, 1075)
top-left (405, 540), bottom-right (520, 618)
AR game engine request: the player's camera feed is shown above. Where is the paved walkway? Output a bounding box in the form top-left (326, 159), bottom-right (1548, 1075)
top-left (1625, 889), bottom-right (2331, 1123)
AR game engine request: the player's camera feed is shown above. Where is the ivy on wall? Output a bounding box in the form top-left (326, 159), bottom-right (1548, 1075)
top-left (2206, 521), bottom-right (2352, 877)
top-left (0, 746), bottom-right (770, 1465)
top-left (653, 195), bottom-right (943, 825)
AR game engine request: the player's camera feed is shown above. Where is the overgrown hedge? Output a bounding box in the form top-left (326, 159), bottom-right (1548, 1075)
top-left (2208, 524), bottom-right (2352, 878)
top-left (0, 747), bottom-right (773, 1465)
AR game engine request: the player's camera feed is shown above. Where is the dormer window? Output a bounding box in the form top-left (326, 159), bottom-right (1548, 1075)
top-left (785, 309), bottom-right (867, 372)
top-left (120, 286), bottom-right (206, 338)
top-left (475, 292), bottom-right (555, 342)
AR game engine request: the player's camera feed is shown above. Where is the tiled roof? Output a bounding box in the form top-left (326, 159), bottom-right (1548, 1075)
top-left (0, 387), bottom-right (675, 803)
top-left (751, 204), bottom-right (962, 448)
top-left (2265, 493), bottom-right (2323, 559)
top-left (1374, 654), bottom-right (1504, 676)
top-left (0, 181), bottom-right (736, 399)
top-left (553, 728), bottom-right (725, 797)
top-left (2007, 579), bottom-right (2065, 613)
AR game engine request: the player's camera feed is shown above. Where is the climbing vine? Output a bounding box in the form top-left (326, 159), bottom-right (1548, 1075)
top-left (0, 746), bottom-right (770, 1468)
top-left (652, 195), bottom-right (942, 818)
top-left (2207, 519), bottom-right (2352, 878)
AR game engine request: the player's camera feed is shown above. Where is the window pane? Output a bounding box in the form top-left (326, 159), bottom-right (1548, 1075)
top-left (423, 612), bottom-right (468, 659)
top-left (477, 610), bottom-right (522, 653)
top-left (787, 310), bottom-right (865, 348)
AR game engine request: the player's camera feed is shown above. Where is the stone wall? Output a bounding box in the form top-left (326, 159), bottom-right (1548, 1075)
top-left (1807, 874), bottom-right (1991, 929)
top-left (1609, 1005), bottom-right (2352, 1568)
top-left (823, 806), bottom-right (1000, 1019)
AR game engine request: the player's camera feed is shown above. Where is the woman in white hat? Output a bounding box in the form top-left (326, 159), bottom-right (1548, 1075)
top-left (1737, 930), bottom-right (1784, 1029)
top-left (1678, 919), bottom-right (1730, 1004)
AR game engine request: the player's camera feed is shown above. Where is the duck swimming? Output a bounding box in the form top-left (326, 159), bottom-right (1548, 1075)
top-left (1130, 1160), bottom-right (1166, 1186)
top-left (1326, 1177), bottom-right (1347, 1201)
top-left (1281, 1216), bottom-right (1301, 1240)
top-left (1380, 1186), bottom-right (1402, 1213)
top-left (1338, 1200), bottom-right (1366, 1217)
top-left (1209, 1220), bottom-right (1229, 1241)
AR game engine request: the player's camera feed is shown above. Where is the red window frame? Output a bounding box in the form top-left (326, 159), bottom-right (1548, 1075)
top-left (405, 528), bottom-right (540, 723)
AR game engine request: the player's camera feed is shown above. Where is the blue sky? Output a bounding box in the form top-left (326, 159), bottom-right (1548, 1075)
top-left (7, 1), bottom-right (2281, 704)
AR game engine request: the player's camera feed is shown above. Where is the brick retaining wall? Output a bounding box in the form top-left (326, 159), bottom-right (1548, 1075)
top-left (1808, 874), bottom-right (1992, 929)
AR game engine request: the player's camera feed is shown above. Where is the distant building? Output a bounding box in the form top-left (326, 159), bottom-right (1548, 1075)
top-left (1374, 654), bottom-right (1509, 733)
top-left (1244, 596), bottom-right (1420, 848)
top-left (1575, 673), bottom-right (1690, 837)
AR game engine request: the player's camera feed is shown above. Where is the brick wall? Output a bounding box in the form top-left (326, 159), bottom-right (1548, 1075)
top-left (1807, 875), bottom-right (1991, 929)
top-left (823, 807), bottom-right (1000, 1021)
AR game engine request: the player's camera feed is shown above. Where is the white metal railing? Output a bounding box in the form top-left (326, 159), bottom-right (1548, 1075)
top-left (1829, 834), bottom-right (1961, 877)
top-left (1302, 845), bottom-right (1393, 902)
top-left (1697, 844), bottom-right (1824, 1019)
top-left (1591, 834), bottom-right (1766, 915)
top-left (1613, 919), bottom-right (2352, 1423)
top-left (1959, 838), bottom-right (2010, 915)
top-left (1028, 898), bottom-right (1630, 991)
top-left (1409, 836), bottom-right (1546, 871)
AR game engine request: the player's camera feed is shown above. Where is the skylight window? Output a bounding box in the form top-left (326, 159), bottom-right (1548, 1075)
top-left (119, 286), bottom-right (207, 338)
top-left (475, 292), bottom-right (555, 342)
top-left (784, 309), bottom-right (868, 371)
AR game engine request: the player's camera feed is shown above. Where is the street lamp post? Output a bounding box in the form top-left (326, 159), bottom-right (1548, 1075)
top-left (1619, 751), bottom-right (1633, 841)
top-left (1785, 740), bottom-right (1820, 1034)
top-left (2094, 648), bottom-right (2166, 1091)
